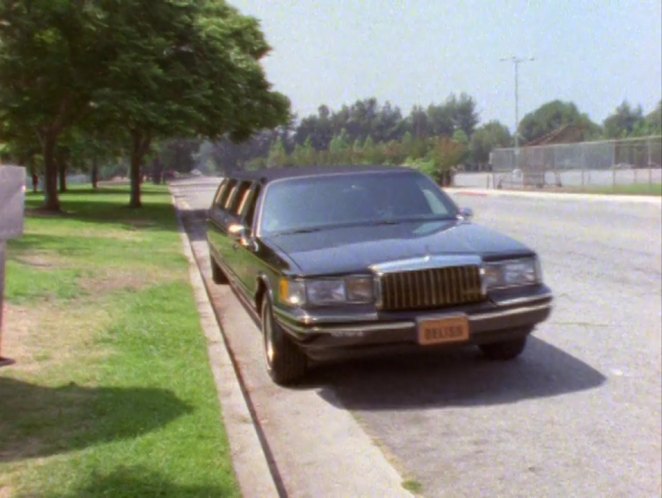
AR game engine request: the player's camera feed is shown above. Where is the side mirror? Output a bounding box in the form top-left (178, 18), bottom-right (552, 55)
top-left (228, 223), bottom-right (257, 251)
top-left (228, 223), bottom-right (247, 240)
top-left (458, 207), bottom-right (474, 221)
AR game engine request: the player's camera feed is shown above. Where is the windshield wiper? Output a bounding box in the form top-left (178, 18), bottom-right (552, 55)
top-left (368, 216), bottom-right (453, 226)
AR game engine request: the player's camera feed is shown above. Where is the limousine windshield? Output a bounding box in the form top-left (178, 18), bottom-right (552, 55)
top-left (259, 171), bottom-right (458, 235)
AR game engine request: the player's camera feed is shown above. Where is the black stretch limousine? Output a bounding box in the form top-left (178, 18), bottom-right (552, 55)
top-left (208, 166), bottom-right (553, 384)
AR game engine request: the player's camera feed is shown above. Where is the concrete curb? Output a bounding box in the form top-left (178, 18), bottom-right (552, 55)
top-left (446, 187), bottom-right (662, 204)
top-left (171, 194), bottom-right (280, 498)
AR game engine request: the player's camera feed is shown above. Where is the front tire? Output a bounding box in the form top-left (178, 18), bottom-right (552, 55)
top-left (479, 336), bottom-right (528, 360)
top-left (261, 298), bottom-right (307, 385)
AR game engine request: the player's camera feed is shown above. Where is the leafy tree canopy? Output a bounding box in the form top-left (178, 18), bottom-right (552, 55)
top-left (0, 0), bottom-right (290, 209)
top-left (519, 100), bottom-right (599, 144)
top-left (470, 121), bottom-right (512, 165)
top-left (603, 101), bottom-right (645, 139)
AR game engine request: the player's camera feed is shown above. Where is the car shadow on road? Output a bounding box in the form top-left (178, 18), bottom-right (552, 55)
top-left (306, 336), bottom-right (606, 410)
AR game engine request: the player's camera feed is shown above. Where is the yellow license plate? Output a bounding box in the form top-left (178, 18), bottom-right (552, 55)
top-left (418, 316), bottom-right (469, 346)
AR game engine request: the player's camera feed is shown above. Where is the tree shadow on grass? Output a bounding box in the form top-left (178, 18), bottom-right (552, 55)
top-left (24, 187), bottom-right (181, 233)
top-left (46, 466), bottom-right (236, 498)
top-left (23, 200), bottom-right (180, 234)
top-left (0, 378), bottom-right (191, 463)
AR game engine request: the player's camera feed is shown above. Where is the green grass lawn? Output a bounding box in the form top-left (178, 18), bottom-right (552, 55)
top-left (577, 183), bottom-right (662, 196)
top-left (0, 185), bottom-right (239, 497)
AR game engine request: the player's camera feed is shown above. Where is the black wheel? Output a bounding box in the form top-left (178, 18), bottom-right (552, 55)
top-left (479, 336), bottom-right (528, 361)
top-left (261, 298), bottom-right (307, 385)
top-left (210, 255), bottom-right (228, 284)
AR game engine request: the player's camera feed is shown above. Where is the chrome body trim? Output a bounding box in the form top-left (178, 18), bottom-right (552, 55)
top-left (273, 306), bottom-right (379, 324)
top-left (274, 302), bottom-right (553, 336)
top-left (470, 303), bottom-right (552, 322)
top-left (282, 321), bottom-right (415, 336)
top-left (492, 291), bottom-right (553, 307)
top-left (369, 254), bottom-right (482, 275)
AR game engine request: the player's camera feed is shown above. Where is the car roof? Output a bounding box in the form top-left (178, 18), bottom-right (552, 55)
top-left (223, 165), bottom-right (417, 184)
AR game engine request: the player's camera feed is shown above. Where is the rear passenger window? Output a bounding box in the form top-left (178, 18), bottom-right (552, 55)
top-left (236, 183), bottom-right (253, 216)
top-left (213, 180), bottom-right (229, 207)
top-left (229, 182), bottom-right (252, 215)
top-left (223, 180), bottom-right (239, 210)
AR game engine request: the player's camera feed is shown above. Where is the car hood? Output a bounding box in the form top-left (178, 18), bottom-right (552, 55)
top-left (263, 220), bottom-right (533, 276)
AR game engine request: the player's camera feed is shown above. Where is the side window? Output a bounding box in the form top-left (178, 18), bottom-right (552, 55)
top-left (235, 183), bottom-right (252, 216)
top-left (229, 182), bottom-right (252, 215)
top-left (223, 180), bottom-right (239, 210)
top-left (243, 185), bottom-right (261, 230)
top-left (213, 180), bottom-right (229, 208)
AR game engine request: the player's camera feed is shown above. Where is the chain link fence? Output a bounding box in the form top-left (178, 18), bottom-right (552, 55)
top-left (485, 136), bottom-right (662, 189)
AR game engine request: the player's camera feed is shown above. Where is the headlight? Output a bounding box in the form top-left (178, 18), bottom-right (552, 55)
top-left (278, 276), bottom-right (374, 307)
top-left (346, 276), bottom-right (374, 302)
top-left (483, 258), bottom-right (541, 289)
top-left (307, 279), bottom-right (346, 305)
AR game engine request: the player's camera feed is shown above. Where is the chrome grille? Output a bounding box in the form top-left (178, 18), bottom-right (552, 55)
top-left (378, 266), bottom-right (484, 310)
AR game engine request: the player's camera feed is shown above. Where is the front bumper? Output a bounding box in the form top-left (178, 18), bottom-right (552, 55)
top-left (273, 285), bottom-right (553, 359)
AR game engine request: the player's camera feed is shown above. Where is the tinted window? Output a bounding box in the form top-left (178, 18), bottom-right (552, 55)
top-left (213, 180), bottom-right (229, 207)
top-left (229, 181), bottom-right (252, 215)
top-left (260, 171), bottom-right (457, 235)
top-left (221, 179), bottom-right (238, 209)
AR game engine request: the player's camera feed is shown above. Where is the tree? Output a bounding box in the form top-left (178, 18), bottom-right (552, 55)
top-left (449, 93), bottom-right (479, 137)
top-left (0, 0), bottom-right (290, 210)
top-left (267, 138), bottom-right (288, 168)
top-left (428, 137), bottom-right (466, 185)
top-left (519, 100), bottom-right (599, 143)
top-left (426, 104), bottom-right (454, 137)
top-left (328, 129), bottom-right (351, 163)
top-left (152, 139), bottom-right (201, 182)
top-left (603, 101), bottom-right (645, 138)
top-left (429, 93), bottom-right (479, 137)
top-left (470, 121), bottom-right (512, 166)
top-left (0, 1), bottom-right (106, 210)
top-left (409, 105), bottom-right (430, 139)
top-left (92, 0), bottom-right (290, 207)
top-left (643, 101), bottom-right (662, 136)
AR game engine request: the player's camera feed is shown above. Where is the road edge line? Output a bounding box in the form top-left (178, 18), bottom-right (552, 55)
top-left (171, 192), bottom-right (280, 498)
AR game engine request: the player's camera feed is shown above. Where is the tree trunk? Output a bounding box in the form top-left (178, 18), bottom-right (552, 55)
top-left (58, 155), bottom-right (67, 193)
top-left (130, 145), bottom-right (142, 208)
top-left (91, 157), bottom-right (99, 189)
top-left (29, 163), bottom-right (39, 193)
top-left (129, 130), bottom-right (151, 208)
top-left (43, 132), bottom-right (60, 211)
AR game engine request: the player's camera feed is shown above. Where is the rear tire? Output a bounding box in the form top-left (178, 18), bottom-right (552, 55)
top-left (479, 336), bottom-right (528, 361)
top-left (210, 255), bottom-right (228, 284)
top-left (261, 298), bottom-right (307, 385)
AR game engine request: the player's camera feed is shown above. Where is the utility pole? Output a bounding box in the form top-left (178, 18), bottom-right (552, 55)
top-left (500, 56), bottom-right (534, 153)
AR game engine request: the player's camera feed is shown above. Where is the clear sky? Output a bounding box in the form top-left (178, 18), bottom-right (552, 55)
top-left (229, 0), bottom-right (662, 132)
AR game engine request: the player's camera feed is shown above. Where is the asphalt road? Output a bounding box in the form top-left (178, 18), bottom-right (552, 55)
top-left (172, 177), bottom-right (661, 497)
